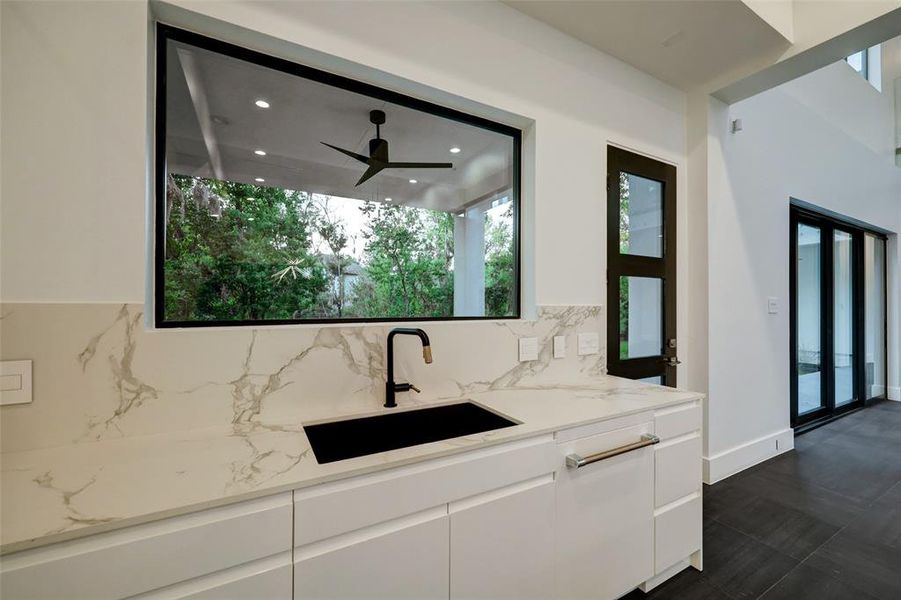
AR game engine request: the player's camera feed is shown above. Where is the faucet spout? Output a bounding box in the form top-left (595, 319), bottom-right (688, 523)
top-left (385, 328), bottom-right (432, 408)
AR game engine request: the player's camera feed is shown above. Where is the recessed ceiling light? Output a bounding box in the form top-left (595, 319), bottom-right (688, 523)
top-left (255, 177), bottom-right (265, 183)
top-left (409, 179), bottom-right (417, 184)
top-left (449, 147), bottom-right (461, 154)
top-left (255, 99), bottom-right (270, 108)
top-left (254, 149), bottom-right (267, 156)
top-left (385, 197), bottom-right (393, 202)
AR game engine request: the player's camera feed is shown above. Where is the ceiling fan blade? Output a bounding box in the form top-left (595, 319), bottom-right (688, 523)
top-left (355, 163), bottom-right (386, 187)
top-left (387, 162), bottom-right (454, 169)
top-left (321, 142), bottom-right (370, 164)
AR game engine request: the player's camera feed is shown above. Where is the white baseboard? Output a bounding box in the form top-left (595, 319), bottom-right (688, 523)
top-left (888, 387), bottom-right (900, 401)
top-left (702, 428), bottom-right (794, 484)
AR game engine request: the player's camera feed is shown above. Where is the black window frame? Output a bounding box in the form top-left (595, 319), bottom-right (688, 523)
top-left (154, 24), bottom-right (522, 328)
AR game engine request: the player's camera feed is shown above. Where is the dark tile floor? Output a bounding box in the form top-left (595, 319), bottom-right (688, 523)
top-left (624, 400), bottom-right (901, 600)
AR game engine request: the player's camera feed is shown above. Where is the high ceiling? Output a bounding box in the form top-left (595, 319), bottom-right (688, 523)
top-left (504, 0), bottom-right (791, 91)
top-left (165, 40), bottom-right (514, 213)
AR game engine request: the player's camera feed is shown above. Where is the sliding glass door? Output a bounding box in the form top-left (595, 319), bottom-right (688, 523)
top-left (832, 228), bottom-right (856, 408)
top-left (790, 206), bottom-right (888, 430)
top-left (865, 234), bottom-right (887, 400)
top-left (795, 221), bottom-right (824, 418)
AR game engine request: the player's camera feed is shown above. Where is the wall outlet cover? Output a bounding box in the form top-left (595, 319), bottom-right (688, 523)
top-left (0, 360), bottom-right (32, 406)
top-left (577, 332), bottom-right (600, 356)
top-left (519, 337), bottom-right (539, 362)
top-left (553, 336), bottom-right (566, 359)
top-left (767, 297), bottom-right (778, 314)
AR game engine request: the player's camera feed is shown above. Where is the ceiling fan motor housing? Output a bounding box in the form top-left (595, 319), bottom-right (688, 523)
top-left (369, 138), bottom-right (388, 162)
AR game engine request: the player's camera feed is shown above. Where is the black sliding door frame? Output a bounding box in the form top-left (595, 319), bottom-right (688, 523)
top-left (790, 204), bottom-right (887, 431)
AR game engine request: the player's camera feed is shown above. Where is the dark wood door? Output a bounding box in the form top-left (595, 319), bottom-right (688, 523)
top-left (606, 146), bottom-right (677, 386)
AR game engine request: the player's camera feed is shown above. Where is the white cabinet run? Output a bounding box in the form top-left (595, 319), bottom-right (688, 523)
top-left (0, 400), bottom-right (702, 600)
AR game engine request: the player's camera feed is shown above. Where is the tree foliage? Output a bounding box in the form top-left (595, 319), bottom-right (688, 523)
top-left (163, 176), bottom-right (515, 322)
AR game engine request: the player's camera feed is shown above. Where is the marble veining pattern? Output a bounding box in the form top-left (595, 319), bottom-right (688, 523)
top-left (0, 301), bottom-right (703, 554)
top-left (0, 303), bottom-right (606, 453)
top-left (1, 380), bottom-right (702, 554)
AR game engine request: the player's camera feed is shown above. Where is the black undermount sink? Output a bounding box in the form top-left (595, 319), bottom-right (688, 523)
top-left (303, 402), bottom-right (518, 464)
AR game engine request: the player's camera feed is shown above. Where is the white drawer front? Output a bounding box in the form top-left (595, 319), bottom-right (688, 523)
top-left (294, 435), bottom-right (555, 547)
top-left (0, 494), bottom-right (292, 600)
top-left (655, 434), bottom-right (702, 507)
top-left (130, 552), bottom-right (292, 600)
top-left (654, 403), bottom-right (701, 441)
top-left (655, 495), bottom-right (702, 574)
top-left (293, 508), bottom-right (449, 600)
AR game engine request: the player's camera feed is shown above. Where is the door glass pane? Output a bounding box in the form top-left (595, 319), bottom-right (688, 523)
top-left (865, 235), bottom-right (886, 399)
top-left (834, 230), bottom-right (855, 406)
top-left (619, 276), bottom-right (662, 359)
top-left (619, 173), bottom-right (663, 258)
top-left (638, 376), bottom-right (663, 385)
top-left (797, 224), bottom-right (823, 415)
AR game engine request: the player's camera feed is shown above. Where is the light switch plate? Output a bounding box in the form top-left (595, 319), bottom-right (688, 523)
top-left (767, 297), bottom-right (779, 314)
top-left (0, 360), bottom-right (32, 406)
top-left (553, 336), bottom-right (566, 359)
top-left (577, 332), bottom-right (600, 356)
top-left (519, 337), bottom-right (539, 362)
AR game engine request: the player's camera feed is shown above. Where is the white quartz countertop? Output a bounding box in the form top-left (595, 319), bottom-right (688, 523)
top-left (0, 376), bottom-right (701, 554)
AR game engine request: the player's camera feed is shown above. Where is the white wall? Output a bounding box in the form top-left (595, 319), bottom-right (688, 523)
top-left (0, 1), bottom-right (149, 302)
top-left (703, 61), bottom-right (901, 481)
top-left (0, 0), bottom-right (688, 312)
top-left (780, 61), bottom-right (895, 157)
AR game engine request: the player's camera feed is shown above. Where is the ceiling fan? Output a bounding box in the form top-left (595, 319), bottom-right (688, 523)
top-left (322, 110), bottom-right (454, 187)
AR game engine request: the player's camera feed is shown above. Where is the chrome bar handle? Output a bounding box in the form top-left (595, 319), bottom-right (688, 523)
top-left (565, 434), bottom-right (660, 469)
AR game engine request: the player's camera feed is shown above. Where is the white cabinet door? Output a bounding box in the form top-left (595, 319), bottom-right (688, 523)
top-left (293, 507), bottom-right (448, 600)
top-left (449, 476), bottom-right (555, 600)
top-left (556, 422), bottom-right (655, 600)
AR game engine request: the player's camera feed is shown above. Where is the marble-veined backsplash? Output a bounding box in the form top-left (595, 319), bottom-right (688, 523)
top-left (0, 303), bottom-right (605, 453)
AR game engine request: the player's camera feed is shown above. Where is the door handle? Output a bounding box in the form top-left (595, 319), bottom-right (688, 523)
top-left (565, 434), bottom-right (660, 468)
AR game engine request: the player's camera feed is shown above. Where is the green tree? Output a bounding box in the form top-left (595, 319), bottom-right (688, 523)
top-left (164, 175), bottom-right (327, 321)
top-left (351, 202), bottom-right (454, 318)
top-left (619, 173), bottom-right (630, 357)
top-left (309, 196), bottom-right (357, 318)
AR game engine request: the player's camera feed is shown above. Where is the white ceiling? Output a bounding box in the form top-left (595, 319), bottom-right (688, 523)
top-left (504, 0), bottom-right (792, 91)
top-left (166, 40), bottom-right (514, 213)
